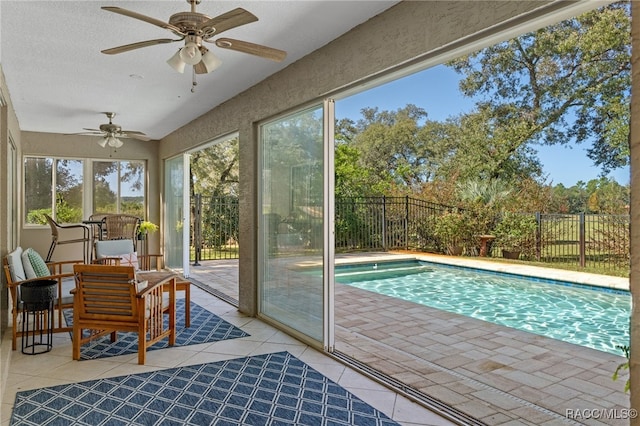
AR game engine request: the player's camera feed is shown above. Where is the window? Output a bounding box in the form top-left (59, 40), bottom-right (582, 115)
top-left (24, 157), bottom-right (146, 225)
top-left (24, 157), bottom-right (84, 224)
top-left (93, 160), bottom-right (145, 217)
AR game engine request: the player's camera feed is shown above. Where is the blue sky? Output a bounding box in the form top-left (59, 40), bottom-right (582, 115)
top-left (334, 65), bottom-right (630, 187)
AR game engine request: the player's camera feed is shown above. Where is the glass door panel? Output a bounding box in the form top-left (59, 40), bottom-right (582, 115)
top-left (259, 105), bottom-right (325, 342)
top-left (164, 155), bottom-right (190, 277)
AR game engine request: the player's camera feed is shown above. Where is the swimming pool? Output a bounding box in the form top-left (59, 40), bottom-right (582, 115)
top-left (335, 260), bottom-right (630, 356)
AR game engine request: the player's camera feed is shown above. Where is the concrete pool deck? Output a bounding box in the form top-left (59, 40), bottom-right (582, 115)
top-left (188, 253), bottom-right (631, 425)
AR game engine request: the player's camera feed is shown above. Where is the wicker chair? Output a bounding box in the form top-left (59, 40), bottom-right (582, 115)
top-left (44, 214), bottom-right (91, 263)
top-left (103, 214), bottom-right (140, 252)
top-left (88, 213), bottom-right (113, 239)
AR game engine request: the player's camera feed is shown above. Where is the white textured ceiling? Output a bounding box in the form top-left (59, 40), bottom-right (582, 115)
top-left (1, 1), bottom-right (398, 140)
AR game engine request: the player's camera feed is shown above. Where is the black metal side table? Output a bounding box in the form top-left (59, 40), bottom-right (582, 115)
top-left (21, 280), bottom-right (57, 355)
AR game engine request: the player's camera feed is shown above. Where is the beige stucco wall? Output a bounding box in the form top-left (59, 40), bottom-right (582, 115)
top-left (0, 63), bottom-right (23, 401)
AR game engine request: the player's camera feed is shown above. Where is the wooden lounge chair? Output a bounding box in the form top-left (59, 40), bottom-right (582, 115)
top-left (4, 247), bottom-right (82, 351)
top-left (94, 239), bottom-right (163, 271)
top-left (72, 264), bottom-right (176, 365)
top-left (93, 239), bottom-right (191, 327)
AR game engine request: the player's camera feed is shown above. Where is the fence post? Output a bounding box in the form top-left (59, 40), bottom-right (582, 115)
top-left (382, 196), bottom-right (387, 251)
top-left (579, 212), bottom-right (586, 268)
top-left (405, 195), bottom-right (409, 250)
top-left (193, 194), bottom-right (202, 266)
top-left (535, 212), bottom-right (541, 261)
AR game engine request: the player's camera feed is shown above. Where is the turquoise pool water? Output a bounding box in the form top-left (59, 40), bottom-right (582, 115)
top-left (335, 260), bottom-right (630, 356)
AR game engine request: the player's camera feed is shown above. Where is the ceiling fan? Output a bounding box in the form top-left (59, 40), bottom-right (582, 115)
top-left (69, 112), bottom-right (150, 148)
top-left (101, 0), bottom-right (287, 76)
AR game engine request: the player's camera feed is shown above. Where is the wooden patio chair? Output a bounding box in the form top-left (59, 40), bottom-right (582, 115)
top-left (93, 239), bottom-right (190, 327)
top-left (72, 264), bottom-right (176, 365)
top-left (4, 247), bottom-right (83, 350)
top-left (94, 239), bottom-right (164, 271)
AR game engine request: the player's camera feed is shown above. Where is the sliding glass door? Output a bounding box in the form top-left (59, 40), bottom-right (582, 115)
top-left (164, 155), bottom-right (190, 277)
top-left (259, 101), bottom-right (334, 349)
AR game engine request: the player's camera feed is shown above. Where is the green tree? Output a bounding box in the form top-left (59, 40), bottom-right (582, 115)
top-left (339, 102), bottom-right (548, 199)
top-left (189, 138), bottom-right (240, 252)
top-left (350, 105), bottom-right (434, 191)
top-left (547, 178), bottom-right (629, 214)
top-left (432, 108), bottom-right (544, 182)
top-left (335, 144), bottom-right (390, 197)
top-left (448, 1), bottom-right (630, 174)
top-left (585, 177), bottom-right (630, 214)
top-left (190, 138), bottom-right (239, 197)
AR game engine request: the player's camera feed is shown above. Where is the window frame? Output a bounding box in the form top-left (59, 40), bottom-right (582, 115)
top-left (23, 155), bottom-right (146, 227)
top-left (91, 159), bottom-right (147, 217)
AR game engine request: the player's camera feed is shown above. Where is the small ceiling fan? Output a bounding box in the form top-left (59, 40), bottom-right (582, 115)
top-left (69, 112), bottom-right (150, 148)
top-left (101, 0), bottom-right (287, 76)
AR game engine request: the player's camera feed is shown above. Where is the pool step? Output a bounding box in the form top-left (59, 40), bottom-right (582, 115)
top-left (335, 265), bottom-right (431, 277)
top-left (335, 265), bottom-right (432, 282)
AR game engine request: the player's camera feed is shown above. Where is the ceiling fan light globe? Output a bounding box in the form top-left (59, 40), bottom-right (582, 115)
top-left (113, 138), bottom-right (124, 148)
top-left (167, 50), bottom-right (186, 73)
top-left (98, 138), bottom-right (108, 148)
top-left (201, 50), bottom-right (222, 73)
top-left (106, 135), bottom-right (123, 148)
top-left (179, 42), bottom-right (202, 65)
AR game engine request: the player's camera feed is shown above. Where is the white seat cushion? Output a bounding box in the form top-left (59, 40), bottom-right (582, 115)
top-left (96, 240), bottom-right (139, 270)
top-left (7, 247), bottom-right (26, 282)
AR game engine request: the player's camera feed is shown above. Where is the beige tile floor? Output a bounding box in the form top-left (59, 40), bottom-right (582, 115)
top-left (187, 254), bottom-right (632, 425)
top-left (1, 280), bottom-right (454, 426)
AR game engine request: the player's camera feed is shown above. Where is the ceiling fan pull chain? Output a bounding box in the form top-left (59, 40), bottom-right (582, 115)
top-left (191, 67), bottom-right (198, 93)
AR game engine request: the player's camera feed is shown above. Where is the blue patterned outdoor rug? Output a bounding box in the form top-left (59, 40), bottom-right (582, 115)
top-left (63, 299), bottom-right (249, 360)
top-left (11, 351), bottom-right (399, 425)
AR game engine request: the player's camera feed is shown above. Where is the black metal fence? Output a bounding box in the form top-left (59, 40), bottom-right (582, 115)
top-left (191, 195), bottom-right (629, 273)
top-left (335, 196), bottom-right (450, 252)
top-left (191, 194), bottom-right (239, 262)
top-left (537, 213), bottom-right (629, 271)
top-left (333, 196), bottom-right (629, 273)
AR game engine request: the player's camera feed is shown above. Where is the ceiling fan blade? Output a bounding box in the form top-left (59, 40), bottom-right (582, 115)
top-left (65, 131), bottom-right (103, 136)
top-left (214, 38), bottom-right (286, 62)
top-left (121, 132), bottom-right (151, 141)
top-left (102, 6), bottom-right (185, 36)
top-left (198, 8), bottom-right (258, 36)
top-left (82, 128), bottom-right (102, 132)
top-left (102, 38), bottom-right (181, 55)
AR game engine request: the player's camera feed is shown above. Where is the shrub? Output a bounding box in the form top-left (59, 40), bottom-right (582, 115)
top-left (433, 210), bottom-right (474, 252)
top-left (493, 212), bottom-right (537, 255)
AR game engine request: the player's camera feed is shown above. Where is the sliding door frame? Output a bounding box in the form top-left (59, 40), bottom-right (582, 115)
top-left (257, 99), bottom-right (335, 352)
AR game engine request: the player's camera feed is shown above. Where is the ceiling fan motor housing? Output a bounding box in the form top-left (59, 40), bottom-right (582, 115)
top-left (169, 12), bottom-right (215, 39)
top-left (99, 123), bottom-right (122, 133)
